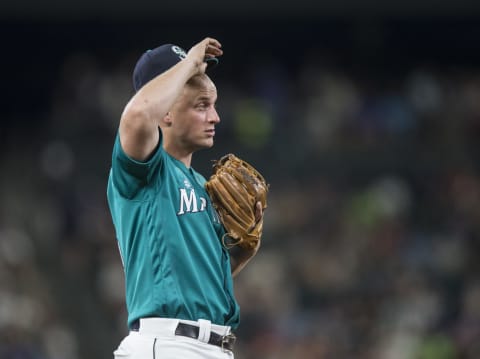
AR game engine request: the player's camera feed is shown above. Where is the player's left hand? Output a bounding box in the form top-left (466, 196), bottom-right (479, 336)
top-left (255, 201), bottom-right (264, 223)
top-left (249, 201), bottom-right (264, 251)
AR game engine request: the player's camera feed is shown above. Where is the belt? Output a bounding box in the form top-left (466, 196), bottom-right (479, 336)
top-left (130, 319), bottom-right (236, 351)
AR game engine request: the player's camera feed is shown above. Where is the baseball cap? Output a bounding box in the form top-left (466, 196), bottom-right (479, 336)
top-left (132, 43), bottom-right (219, 92)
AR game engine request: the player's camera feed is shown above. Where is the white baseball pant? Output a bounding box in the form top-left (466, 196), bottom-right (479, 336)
top-left (113, 318), bottom-right (235, 359)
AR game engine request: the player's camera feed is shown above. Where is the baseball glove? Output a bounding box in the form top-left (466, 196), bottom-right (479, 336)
top-left (205, 153), bottom-right (269, 250)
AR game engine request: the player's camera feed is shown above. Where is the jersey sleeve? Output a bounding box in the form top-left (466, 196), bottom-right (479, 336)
top-left (109, 131), bottom-right (164, 199)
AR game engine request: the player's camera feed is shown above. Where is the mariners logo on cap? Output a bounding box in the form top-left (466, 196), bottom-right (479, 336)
top-left (171, 45), bottom-right (187, 59)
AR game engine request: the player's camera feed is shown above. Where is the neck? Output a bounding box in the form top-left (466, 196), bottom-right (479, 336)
top-left (163, 143), bottom-right (193, 168)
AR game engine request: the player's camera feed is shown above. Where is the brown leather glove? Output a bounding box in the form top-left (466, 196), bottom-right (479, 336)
top-left (205, 154), bottom-right (269, 250)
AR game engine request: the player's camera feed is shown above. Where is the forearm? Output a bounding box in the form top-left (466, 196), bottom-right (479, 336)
top-left (119, 58), bottom-right (198, 160)
top-left (125, 58), bottom-right (198, 125)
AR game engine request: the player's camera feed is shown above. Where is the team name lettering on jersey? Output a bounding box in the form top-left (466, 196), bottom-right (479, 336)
top-left (177, 188), bottom-right (207, 215)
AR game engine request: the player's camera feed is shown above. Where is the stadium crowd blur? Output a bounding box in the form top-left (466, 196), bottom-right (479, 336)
top-left (1, 19), bottom-right (480, 359)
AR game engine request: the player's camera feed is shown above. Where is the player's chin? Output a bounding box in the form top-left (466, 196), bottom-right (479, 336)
top-left (195, 138), bottom-right (215, 150)
top-left (202, 137), bottom-right (215, 148)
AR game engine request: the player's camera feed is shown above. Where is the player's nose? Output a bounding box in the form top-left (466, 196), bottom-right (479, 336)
top-left (208, 107), bottom-right (220, 124)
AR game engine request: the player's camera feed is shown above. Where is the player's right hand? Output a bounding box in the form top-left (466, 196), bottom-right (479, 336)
top-left (187, 37), bottom-right (223, 74)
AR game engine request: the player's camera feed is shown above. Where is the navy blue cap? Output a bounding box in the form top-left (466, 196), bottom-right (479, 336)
top-left (132, 44), bottom-right (219, 92)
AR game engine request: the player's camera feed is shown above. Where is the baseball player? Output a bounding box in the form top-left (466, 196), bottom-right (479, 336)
top-left (106, 37), bottom-right (263, 358)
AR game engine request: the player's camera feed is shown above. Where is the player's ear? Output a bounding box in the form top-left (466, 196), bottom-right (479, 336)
top-left (163, 111), bottom-right (173, 126)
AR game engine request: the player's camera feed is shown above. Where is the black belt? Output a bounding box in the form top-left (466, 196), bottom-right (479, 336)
top-left (130, 319), bottom-right (236, 351)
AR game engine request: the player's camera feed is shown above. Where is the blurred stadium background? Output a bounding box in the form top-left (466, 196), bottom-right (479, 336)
top-left (2, 1), bottom-right (480, 358)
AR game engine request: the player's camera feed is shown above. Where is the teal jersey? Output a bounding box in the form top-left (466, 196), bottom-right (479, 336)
top-left (107, 133), bottom-right (240, 329)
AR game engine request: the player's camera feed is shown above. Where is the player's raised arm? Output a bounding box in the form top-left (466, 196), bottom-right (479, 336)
top-left (119, 37), bottom-right (223, 161)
